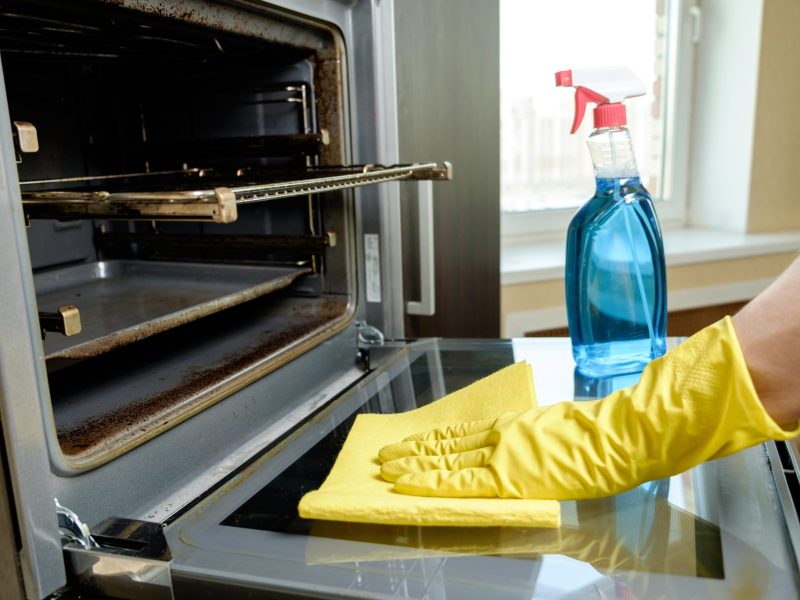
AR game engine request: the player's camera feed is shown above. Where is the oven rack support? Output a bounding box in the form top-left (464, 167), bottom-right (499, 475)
top-left (20, 162), bottom-right (453, 224)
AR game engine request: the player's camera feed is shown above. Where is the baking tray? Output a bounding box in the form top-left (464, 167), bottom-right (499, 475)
top-left (49, 294), bottom-right (351, 468)
top-left (35, 260), bottom-right (311, 360)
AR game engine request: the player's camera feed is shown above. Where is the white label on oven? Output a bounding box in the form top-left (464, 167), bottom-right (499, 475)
top-left (364, 234), bottom-right (382, 303)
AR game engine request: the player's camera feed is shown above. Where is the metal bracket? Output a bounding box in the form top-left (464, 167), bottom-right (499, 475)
top-left (356, 322), bottom-right (385, 370)
top-left (39, 305), bottom-right (82, 340)
top-left (56, 499), bottom-right (97, 550)
top-left (356, 321), bottom-right (385, 347)
top-left (12, 121), bottom-right (39, 163)
top-left (59, 513), bottom-right (173, 600)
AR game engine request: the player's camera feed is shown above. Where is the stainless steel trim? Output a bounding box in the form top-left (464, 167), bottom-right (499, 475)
top-left (370, 0), bottom-right (405, 339)
top-left (406, 179), bottom-right (436, 316)
top-left (766, 441), bottom-right (800, 575)
top-left (0, 59), bottom-right (67, 596)
top-left (64, 547), bottom-right (173, 600)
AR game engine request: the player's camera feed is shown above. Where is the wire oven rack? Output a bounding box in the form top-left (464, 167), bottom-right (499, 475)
top-left (20, 162), bottom-right (453, 223)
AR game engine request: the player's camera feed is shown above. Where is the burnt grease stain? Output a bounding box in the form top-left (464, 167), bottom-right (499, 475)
top-left (53, 295), bottom-right (348, 458)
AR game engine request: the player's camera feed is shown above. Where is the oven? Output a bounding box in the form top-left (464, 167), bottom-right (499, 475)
top-left (2, 1), bottom-right (800, 599)
top-left (0, 0), bottom-right (449, 596)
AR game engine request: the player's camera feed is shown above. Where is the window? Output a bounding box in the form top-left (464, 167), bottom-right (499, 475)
top-left (501, 0), bottom-right (694, 241)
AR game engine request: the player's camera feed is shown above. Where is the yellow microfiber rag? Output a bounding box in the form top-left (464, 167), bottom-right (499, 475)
top-left (297, 361), bottom-right (561, 528)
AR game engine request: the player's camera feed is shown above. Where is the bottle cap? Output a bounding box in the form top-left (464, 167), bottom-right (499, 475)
top-left (593, 103), bottom-right (627, 128)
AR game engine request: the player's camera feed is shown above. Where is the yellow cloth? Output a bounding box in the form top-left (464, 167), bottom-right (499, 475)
top-left (380, 317), bottom-right (800, 500)
top-left (297, 361), bottom-right (561, 528)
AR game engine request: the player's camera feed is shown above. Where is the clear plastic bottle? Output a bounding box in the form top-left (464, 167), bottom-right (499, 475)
top-left (565, 125), bottom-right (667, 376)
top-left (556, 67), bottom-right (667, 376)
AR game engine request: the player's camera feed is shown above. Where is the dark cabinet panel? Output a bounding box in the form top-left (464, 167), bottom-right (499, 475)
top-left (395, 0), bottom-right (500, 338)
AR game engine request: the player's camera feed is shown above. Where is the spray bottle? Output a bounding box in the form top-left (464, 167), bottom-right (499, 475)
top-left (556, 66), bottom-right (667, 376)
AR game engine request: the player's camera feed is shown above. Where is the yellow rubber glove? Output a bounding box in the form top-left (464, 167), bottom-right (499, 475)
top-left (379, 317), bottom-right (800, 500)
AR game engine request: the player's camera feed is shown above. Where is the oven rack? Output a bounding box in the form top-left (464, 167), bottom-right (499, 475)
top-left (20, 162), bottom-right (452, 223)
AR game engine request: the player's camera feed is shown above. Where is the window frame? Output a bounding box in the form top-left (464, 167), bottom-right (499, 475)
top-left (500, 0), bottom-right (697, 245)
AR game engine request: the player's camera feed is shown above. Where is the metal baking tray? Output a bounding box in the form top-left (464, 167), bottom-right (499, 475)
top-left (35, 260), bottom-right (311, 360)
top-left (50, 294), bottom-right (351, 470)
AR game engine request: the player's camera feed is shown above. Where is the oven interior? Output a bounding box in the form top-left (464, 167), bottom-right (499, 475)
top-left (2, 0), bottom-right (364, 471)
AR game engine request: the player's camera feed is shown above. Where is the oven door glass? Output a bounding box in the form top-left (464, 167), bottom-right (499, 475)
top-left (165, 338), bottom-right (800, 599)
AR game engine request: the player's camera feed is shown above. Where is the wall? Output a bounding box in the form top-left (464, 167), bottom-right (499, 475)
top-left (748, 0), bottom-right (800, 232)
top-left (502, 253), bottom-right (798, 337)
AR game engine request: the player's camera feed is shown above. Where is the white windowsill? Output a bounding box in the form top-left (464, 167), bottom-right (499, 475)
top-left (501, 227), bottom-right (800, 286)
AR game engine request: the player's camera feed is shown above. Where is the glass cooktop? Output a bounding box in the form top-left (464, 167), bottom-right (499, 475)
top-left (165, 338), bottom-right (800, 599)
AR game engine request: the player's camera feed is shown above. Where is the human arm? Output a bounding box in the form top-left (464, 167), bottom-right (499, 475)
top-left (379, 306), bottom-right (800, 500)
top-left (733, 256), bottom-right (800, 427)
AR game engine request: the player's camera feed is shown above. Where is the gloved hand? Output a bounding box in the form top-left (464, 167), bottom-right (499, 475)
top-left (379, 317), bottom-right (800, 500)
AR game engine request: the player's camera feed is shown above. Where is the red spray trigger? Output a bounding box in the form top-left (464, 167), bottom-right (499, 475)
top-left (570, 87), bottom-right (609, 134)
top-left (555, 70), bottom-right (609, 133)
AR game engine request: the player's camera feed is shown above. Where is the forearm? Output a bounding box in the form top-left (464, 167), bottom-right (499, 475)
top-left (732, 256), bottom-right (800, 428)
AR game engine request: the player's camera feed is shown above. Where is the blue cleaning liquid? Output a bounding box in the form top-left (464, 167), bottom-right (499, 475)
top-left (565, 176), bottom-right (667, 376)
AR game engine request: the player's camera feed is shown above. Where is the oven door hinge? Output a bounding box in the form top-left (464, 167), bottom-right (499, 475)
top-left (356, 321), bottom-right (384, 369)
top-left (356, 321), bottom-right (385, 347)
top-left (56, 500), bottom-right (173, 600)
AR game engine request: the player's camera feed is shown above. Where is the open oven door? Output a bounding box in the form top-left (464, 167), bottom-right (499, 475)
top-left (0, 0), bottom-right (451, 596)
top-left (126, 338), bottom-right (799, 599)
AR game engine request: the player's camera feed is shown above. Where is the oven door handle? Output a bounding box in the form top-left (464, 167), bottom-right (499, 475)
top-left (406, 180), bottom-right (436, 316)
